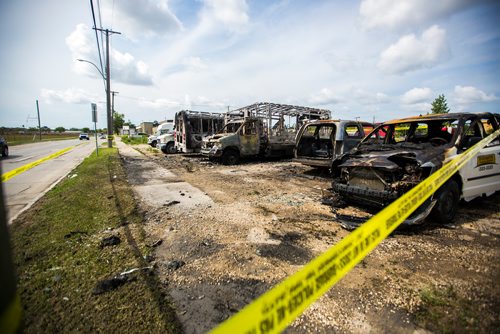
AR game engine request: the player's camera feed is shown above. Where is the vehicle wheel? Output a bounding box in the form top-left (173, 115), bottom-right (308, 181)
top-left (221, 149), bottom-right (239, 165)
top-left (166, 142), bottom-right (176, 154)
top-left (151, 140), bottom-right (157, 147)
top-left (430, 179), bottom-right (460, 224)
top-left (2, 146), bottom-right (8, 157)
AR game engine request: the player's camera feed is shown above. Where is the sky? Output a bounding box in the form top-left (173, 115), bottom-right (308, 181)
top-left (0, 0), bottom-right (499, 130)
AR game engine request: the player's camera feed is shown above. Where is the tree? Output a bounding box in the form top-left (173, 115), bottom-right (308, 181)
top-left (82, 127), bottom-right (90, 133)
top-left (113, 112), bottom-right (125, 134)
top-left (54, 127), bottom-right (66, 133)
top-left (431, 94), bottom-right (450, 114)
top-left (124, 120), bottom-right (136, 129)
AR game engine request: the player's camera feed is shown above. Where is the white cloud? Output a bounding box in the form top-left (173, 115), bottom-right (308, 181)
top-left (188, 95), bottom-right (227, 109)
top-left (352, 88), bottom-right (390, 105)
top-left (111, 49), bottom-right (153, 86)
top-left (401, 87), bottom-right (433, 104)
top-left (309, 88), bottom-right (344, 105)
top-left (378, 25), bottom-right (450, 74)
top-left (138, 98), bottom-right (181, 109)
top-left (181, 56), bottom-right (208, 71)
top-left (102, 0), bottom-right (182, 39)
top-left (66, 24), bottom-right (153, 86)
top-left (454, 85), bottom-right (498, 104)
top-left (41, 88), bottom-right (96, 104)
top-left (360, 0), bottom-right (473, 29)
top-left (201, 0), bottom-right (249, 32)
top-left (403, 102), bottom-right (431, 113)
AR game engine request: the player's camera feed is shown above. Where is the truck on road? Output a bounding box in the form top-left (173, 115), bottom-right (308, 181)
top-left (156, 121), bottom-right (175, 153)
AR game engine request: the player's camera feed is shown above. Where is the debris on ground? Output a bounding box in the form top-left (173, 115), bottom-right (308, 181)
top-left (92, 275), bottom-right (130, 295)
top-left (148, 239), bottom-right (163, 247)
top-left (100, 235), bottom-right (121, 248)
top-left (165, 260), bottom-right (185, 271)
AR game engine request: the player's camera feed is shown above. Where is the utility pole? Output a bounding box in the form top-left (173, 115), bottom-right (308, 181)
top-left (36, 99), bottom-right (42, 141)
top-left (94, 28), bottom-right (121, 148)
top-left (111, 91), bottom-right (119, 136)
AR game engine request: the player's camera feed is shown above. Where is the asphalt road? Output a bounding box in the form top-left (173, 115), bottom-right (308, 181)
top-left (1, 139), bottom-right (99, 223)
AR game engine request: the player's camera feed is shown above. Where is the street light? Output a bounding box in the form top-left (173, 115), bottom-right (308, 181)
top-left (77, 59), bottom-right (105, 82)
top-left (77, 58), bottom-right (113, 148)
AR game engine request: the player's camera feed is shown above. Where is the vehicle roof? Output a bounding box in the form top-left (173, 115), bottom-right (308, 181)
top-left (303, 119), bottom-right (373, 126)
top-left (381, 112), bottom-right (496, 125)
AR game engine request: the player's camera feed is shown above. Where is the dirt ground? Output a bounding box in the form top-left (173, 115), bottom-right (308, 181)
top-left (124, 144), bottom-right (499, 334)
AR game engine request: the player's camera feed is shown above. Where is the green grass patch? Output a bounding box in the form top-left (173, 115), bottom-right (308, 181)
top-left (10, 148), bottom-right (181, 333)
top-left (4, 133), bottom-right (77, 146)
top-left (121, 135), bottom-right (148, 145)
top-left (415, 285), bottom-right (480, 333)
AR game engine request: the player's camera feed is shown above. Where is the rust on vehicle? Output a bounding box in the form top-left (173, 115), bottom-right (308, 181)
top-left (201, 102), bottom-right (331, 164)
top-left (294, 120), bottom-right (374, 168)
top-left (330, 112), bottom-right (500, 228)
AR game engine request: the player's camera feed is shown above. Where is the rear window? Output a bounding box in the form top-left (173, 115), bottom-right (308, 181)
top-left (345, 125), bottom-right (361, 138)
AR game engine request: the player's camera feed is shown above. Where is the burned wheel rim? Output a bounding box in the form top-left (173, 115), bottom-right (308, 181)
top-left (222, 150), bottom-right (239, 165)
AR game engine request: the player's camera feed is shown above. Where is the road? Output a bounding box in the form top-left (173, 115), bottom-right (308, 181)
top-left (1, 139), bottom-right (99, 223)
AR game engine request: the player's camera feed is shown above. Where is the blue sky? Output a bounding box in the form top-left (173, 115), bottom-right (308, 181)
top-left (0, 0), bottom-right (499, 129)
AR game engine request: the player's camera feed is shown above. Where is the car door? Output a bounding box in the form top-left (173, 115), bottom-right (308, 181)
top-left (239, 119), bottom-right (260, 156)
top-left (459, 115), bottom-right (500, 201)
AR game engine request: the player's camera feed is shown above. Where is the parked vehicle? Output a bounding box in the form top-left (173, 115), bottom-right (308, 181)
top-left (331, 112), bottom-right (500, 228)
top-left (174, 110), bottom-right (224, 153)
top-left (0, 136), bottom-right (8, 157)
top-left (201, 102), bottom-right (330, 164)
top-left (294, 120), bottom-right (374, 168)
top-left (79, 133), bottom-right (90, 140)
top-left (156, 121), bottom-right (175, 154)
top-left (148, 122), bottom-right (173, 148)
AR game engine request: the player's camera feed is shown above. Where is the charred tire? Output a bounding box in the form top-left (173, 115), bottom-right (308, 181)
top-left (430, 179), bottom-right (460, 224)
top-left (221, 149), bottom-right (239, 165)
top-left (166, 142), bottom-right (176, 154)
top-left (2, 146), bottom-right (8, 157)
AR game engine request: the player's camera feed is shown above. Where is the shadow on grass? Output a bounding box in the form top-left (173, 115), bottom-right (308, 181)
top-left (107, 155), bottom-right (183, 333)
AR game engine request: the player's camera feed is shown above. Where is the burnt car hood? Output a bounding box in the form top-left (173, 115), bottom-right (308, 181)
top-left (338, 144), bottom-right (448, 170)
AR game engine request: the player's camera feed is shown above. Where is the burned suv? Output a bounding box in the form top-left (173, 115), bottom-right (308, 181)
top-left (331, 112), bottom-right (500, 227)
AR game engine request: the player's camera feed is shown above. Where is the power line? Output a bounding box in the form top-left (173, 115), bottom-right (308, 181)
top-left (89, 0), bottom-right (104, 75)
top-left (95, 0), bottom-right (106, 75)
top-left (111, 0), bottom-right (115, 30)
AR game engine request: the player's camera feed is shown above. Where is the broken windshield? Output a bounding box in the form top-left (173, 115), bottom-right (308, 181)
top-left (219, 122), bottom-right (243, 134)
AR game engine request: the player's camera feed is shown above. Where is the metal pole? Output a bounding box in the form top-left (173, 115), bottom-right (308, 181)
top-left (105, 30), bottom-right (112, 148)
top-left (94, 121), bottom-right (98, 156)
top-left (111, 91), bottom-right (119, 136)
top-left (36, 99), bottom-right (42, 141)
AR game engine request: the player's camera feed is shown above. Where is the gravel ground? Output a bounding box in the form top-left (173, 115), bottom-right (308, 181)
top-left (122, 145), bottom-right (499, 334)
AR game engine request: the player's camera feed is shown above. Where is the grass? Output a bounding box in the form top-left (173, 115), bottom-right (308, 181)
top-left (10, 148), bottom-right (182, 333)
top-left (3, 133), bottom-right (77, 146)
top-left (121, 135), bottom-right (148, 145)
top-left (415, 285), bottom-right (480, 334)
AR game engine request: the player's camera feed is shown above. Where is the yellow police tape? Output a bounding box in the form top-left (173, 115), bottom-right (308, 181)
top-left (1, 146), bottom-right (75, 182)
top-left (211, 128), bottom-right (500, 334)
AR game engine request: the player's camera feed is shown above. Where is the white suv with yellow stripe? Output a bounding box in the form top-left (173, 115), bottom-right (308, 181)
top-left (331, 112), bottom-right (500, 227)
